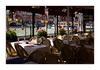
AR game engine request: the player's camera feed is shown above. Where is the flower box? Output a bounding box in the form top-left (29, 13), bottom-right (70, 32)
top-left (6, 28), bottom-right (17, 41)
top-left (58, 28), bottom-right (66, 35)
top-left (37, 29), bottom-right (47, 37)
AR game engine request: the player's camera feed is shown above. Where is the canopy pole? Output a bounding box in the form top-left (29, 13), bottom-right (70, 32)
top-left (67, 6), bottom-right (69, 44)
top-left (57, 10), bottom-right (58, 35)
top-left (25, 12), bottom-right (27, 39)
top-left (32, 8), bottom-right (35, 37)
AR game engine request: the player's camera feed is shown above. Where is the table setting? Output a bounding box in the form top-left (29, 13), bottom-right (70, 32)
top-left (11, 39), bottom-right (48, 55)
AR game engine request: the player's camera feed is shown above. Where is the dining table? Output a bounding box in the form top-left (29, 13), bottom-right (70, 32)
top-left (11, 40), bottom-right (49, 54)
top-left (47, 38), bottom-right (76, 46)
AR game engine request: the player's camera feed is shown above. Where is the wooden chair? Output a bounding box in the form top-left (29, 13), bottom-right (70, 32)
top-left (80, 39), bottom-right (87, 46)
top-left (88, 38), bottom-right (94, 45)
top-left (72, 36), bottom-right (80, 44)
top-left (42, 38), bottom-right (51, 47)
top-left (29, 36), bottom-right (37, 43)
top-left (29, 36), bottom-right (37, 41)
top-left (62, 34), bottom-right (72, 40)
top-left (86, 34), bottom-right (92, 38)
top-left (68, 40), bottom-right (76, 45)
top-left (56, 35), bottom-right (63, 40)
top-left (14, 43), bottom-right (29, 59)
top-left (38, 54), bottom-right (64, 64)
top-left (81, 34), bottom-right (86, 37)
top-left (27, 50), bottom-right (45, 63)
top-left (50, 46), bottom-right (58, 54)
top-left (36, 46), bottom-right (51, 54)
top-left (6, 50), bottom-right (10, 58)
top-left (53, 39), bottom-right (63, 52)
top-left (60, 44), bottom-right (76, 64)
top-left (62, 34), bottom-right (67, 40)
top-left (69, 35), bottom-right (73, 40)
top-left (39, 36), bottom-right (46, 43)
top-left (75, 47), bottom-right (94, 64)
top-left (6, 41), bottom-right (18, 57)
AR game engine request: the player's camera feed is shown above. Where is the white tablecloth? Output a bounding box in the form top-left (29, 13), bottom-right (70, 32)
top-left (78, 36), bottom-right (87, 40)
top-left (11, 41), bottom-right (48, 54)
top-left (24, 44), bottom-right (47, 54)
top-left (11, 41), bottom-right (26, 49)
top-left (47, 38), bottom-right (75, 46)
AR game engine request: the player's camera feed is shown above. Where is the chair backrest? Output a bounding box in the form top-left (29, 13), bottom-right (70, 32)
top-left (88, 38), bottom-right (94, 45)
top-left (29, 36), bottom-right (37, 41)
top-left (29, 36), bottom-right (37, 43)
top-left (36, 46), bottom-right (51, 54)
top-left (60, 44), bottom-right (75, 63)
top-left (69, 35), bottom-right (73, 40)
top-left (6, 41), bottom-right (17, 57)
top-left (53, 39), bottom-right (63, 52)
top-left (56, 35), bottom-right (63, 40)
top-left (27, 50), bottom-right (45, 63)
top-left (42, 39), bottom-right (51, 47)
top-left (6, 50), bottom-right (10, 58)
top-left (81, 34), bottom-right (86, 37)
top-left (51, 46), bottom-right (58, 54)
top-left (87, 34), bottom-right (92, 38)
top-left (72, 36), bottom-right (80, 44)
top-left (80, 40), bottom-right (87, 46)
top-left (62, 34), bottom-right (67, 40)
top-left (14, 43), bottom-right (29, 59)
top-left (61, 44), bottom-right (74, 59)
top-left (40, 36), bottom-right (46, 41)
top-left (75, 47), bottom-right (94, 64)
top-left (38, 36), bottom-right (46, 44)
top-left (38, 54), bottom-right (64, 64)
top-left (69, 40), bottom-right (76, 45)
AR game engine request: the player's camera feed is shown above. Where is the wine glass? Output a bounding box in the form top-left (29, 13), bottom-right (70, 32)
top-left (24, 37), bottom-right (26, 41)
top-left (17, 38), bottom-right (19, 42)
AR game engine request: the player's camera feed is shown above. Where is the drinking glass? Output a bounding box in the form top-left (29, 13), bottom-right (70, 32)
top-left (17, 38), bottom-right (19, 42)
top-left (24, 37), bottom-right (26, 41)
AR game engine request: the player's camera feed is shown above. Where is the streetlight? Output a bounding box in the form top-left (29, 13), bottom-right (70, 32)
top-left (41, 19), bottom-right (48, 24)
top-left (8, 11), bottom-right (19, 22)
top-left (8, 17), bottom-right (12, 22)
top-left (14, 18), bottom-right (19, 22)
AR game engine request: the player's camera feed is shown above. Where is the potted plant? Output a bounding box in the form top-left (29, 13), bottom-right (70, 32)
top-left (6, 28), bottom-right (17, 41)
top-left (58, 28), bottom-right (66, 35)
top-left (73, 28), bottom-right (78, 34)
top-left (37, 29), bottom-right (47, 37)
